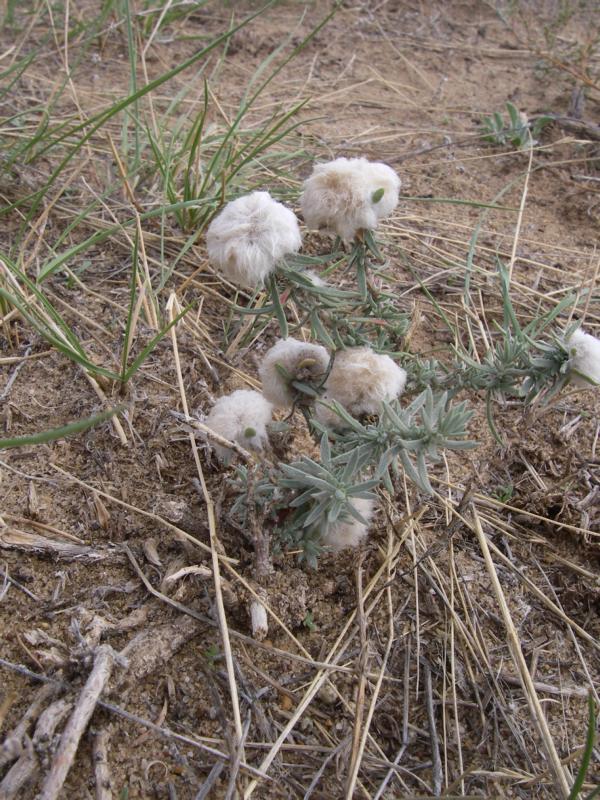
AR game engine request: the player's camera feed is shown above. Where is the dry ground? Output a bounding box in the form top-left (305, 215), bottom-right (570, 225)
top-left (1, 1), bottom-right (599, 798)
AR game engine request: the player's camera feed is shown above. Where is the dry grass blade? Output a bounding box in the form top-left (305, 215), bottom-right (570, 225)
top-left (345, 562), bottom-right (369, 797)
top-left (166, 294), bottom-right (244, 753)
top-left (470, 505), bottom-right (572, 799)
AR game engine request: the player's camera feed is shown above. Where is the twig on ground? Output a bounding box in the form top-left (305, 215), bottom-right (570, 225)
top-left (0, 561), bottom-right (40, 601)
top-left (0, 658), bottom-right (271, 780)
top-left (194, 762), bottom-right (225, 800)
top-left (0, 684), bottom-right (56, 770)
top-left (373, 634), bottom-right (412, 800)
top-left (0, 698), bottom-right (72, 799)
top-left (93, 727), bottom-right (112, 800)
top-left (0, 527), bottom-right (111, 559)
top-left (38, 645), bottom-right (121, 800)
top-left (115, 617), bottom-right (200, 690)
top-left (0, 347), bottom-right (31, 401)
top-left (223, 712), bottom-right (251, 800)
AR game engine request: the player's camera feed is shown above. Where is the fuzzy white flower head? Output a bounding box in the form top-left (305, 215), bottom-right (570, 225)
top-left (206, 191), bottom-right (301, 288)
top-left (315, 346), bottom-right (407, 427)
top-left (300, 157), bottom-right (401, 242)
top-left (567, 328), bottom-right (600, 387)
top-left (322, 497), bottom-right (375, 550)
top-left (259, 337), bottom-right (330, 409)
top-left (205, 389), bottom-right (273, 462)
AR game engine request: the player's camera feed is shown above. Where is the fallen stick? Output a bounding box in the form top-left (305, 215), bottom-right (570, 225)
top-left (0, 684), bottom-right (56, 770)
top-left (37, 645), bottom-right (120, 800)
top-left (0, 698), bottom-right (72, 799)
top-left (93, 728), bottom-right (112, 800)
top-left (0, 658), bottom-right (271, 782)
top-left (194, 762), bottom-right (225, 800)
top-left (114, 617), bottom-right (200, 690)
top-left (0, 528), bottom-right (115, 560)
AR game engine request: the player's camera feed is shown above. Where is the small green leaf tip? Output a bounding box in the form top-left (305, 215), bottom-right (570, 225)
top-left (244, 427), bottom-right (257, 439)
top-left (371, 187), bottom-right (385, 204)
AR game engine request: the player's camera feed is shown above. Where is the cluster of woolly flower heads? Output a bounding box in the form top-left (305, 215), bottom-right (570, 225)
top-left (315, 346), bottom-right (407, 428)
top-left (300, 157), bottom-right (401, 242)
top-left (259, 337), bottom-right (330, 409)
top-left (567, 328), bottom-right (600, 387)
top-left (205, 389), bottom-right (273, 463)
top-left (205, 159), bottom-right (400, 287)
top-left (206, 191), bottom-right (301, 288)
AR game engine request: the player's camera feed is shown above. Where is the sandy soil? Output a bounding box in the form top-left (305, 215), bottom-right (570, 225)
top-left (1, 1), bottom-right (599, 798)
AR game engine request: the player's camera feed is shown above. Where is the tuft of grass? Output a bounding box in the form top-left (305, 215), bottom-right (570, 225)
top-left (0, 254), bottom-right (189, 387)
top-left (482, 101), bottom-right (552, 150)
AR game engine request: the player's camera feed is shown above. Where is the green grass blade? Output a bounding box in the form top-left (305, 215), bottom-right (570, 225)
top-left (0, 407), bottom-right (124, 450)
top-left (267, 275), bottom-right (289, 339)
top-left (568, 693), bottom-right (597, 800)
top-left (121, 305), bottom-right (191, 383)
top-left (121, 0), bottom-right (140, 169)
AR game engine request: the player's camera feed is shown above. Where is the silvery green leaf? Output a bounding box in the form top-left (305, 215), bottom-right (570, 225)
top-left (304, 501), bottom-right (329, 528)
top-left (319, 399), bottom-right (363, 431)
top-left (310, 311), bottom-right (337, 349)
top-left (399, 450), bottom-right (424, 491)
top-left (320, 433), bottom-right (331, 464)
top-left (289, 489), bottom-right (320, 507)
top-left (394, 437), bottom-right (425, 451)
top-left (381, 401), bottom-right (409, 432)
top-left (341, 447), bottom-right (361, 483)
top-left (350, 490), bottom-right (379, 500)
top-left (274, 362), bottom-right (293, 381)
top-left (344, 503), bottom-right (369, 525)
top-left (291, 380), bottom-right (319, 398)
top-left (376, 448), bottom-right (395, 476)
top-left (417, 450), bottom-right (433, 494)
top-left (327, 500), bottom-right (345, 523)
top-left (443, 439), bottom-right (478, 450)
top-left (382, 468), bottom-right (394, 493)
top-left (348, 479), bottom-right (379, 493)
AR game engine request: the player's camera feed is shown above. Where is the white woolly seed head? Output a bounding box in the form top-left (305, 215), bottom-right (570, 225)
top-left (315, 347), bottom-right (407, 427)
top-left (300, 157), bottom-right (401, 242)
top-left (206, 191), bottom-right (301, 288)
top-left (321, 497), bottom-right (375, 551)
top-left (303, 269), bottom-right (327, 288)
top-left (567, 328), bottom-right (600, 387)
top-left (259, 337), bottom-right (330, 409)
top-left (205, 389), bottom-right (273, 462)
